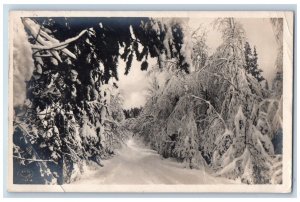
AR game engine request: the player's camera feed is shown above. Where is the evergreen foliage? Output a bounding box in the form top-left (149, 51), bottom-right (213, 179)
top-left (133, 18), bottom-right (283, 184)
top-left (123, 107), bottom-right (143, 119)
top-left (13, 17), bottom-right (283, 185)
top-left (244, 42), bottom-right (265, 82)
top-left (13, 17), bottom-right (189, 184)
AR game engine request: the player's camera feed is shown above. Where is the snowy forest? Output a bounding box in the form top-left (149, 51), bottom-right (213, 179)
top-left (12, 16), bottom-right (283, 185)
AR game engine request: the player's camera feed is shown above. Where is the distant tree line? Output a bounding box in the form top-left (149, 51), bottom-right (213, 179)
top-left (123, 107), bottom-right (143, 119)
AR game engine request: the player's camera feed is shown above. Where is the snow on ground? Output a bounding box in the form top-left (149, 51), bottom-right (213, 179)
top-left (72, 137), bottom-right (237, 184)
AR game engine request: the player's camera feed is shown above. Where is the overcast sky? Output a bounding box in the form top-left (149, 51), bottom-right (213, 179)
top-left (118, 59), bottom-right (151, 109)
top-left (118, 18), bottom-right (279, 109)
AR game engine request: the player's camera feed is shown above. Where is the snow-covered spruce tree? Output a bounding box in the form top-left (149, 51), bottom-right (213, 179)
top-left (243, 18), bottom-right (284, 184)
top-left (243, 42), bottom-right (265, 82)
top-left (252, 47), bottom-right (265, 82)
top-left (203, 18), bottom-right (281, 184)
top-left (13, 17), bottom-right (190, 184)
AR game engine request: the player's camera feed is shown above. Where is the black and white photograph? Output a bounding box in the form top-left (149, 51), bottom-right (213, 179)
top-left (8, 11), bottom-right (294, 192)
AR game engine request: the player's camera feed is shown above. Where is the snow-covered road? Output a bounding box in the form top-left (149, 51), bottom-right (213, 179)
top-left (72, 138), bottom-right (236, 184)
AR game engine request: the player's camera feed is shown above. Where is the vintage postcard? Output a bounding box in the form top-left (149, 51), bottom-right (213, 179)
top-left (8, 11), bottom-right (294, 192)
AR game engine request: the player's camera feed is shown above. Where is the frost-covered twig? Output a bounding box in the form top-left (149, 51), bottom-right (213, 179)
top-left (191, 25), bottom-right (203, 38)
top-left (64, 141), bottom-right (83, 160)
top-left (202, 70), bottom-right (240, 92)
top-left (191, 95), bottom-right (227, 130)
top-left (13, 155), bottom-right (55, 163)
top-left (195, 57), bottom-right (228, 74)
top-left (13, 121), bottom-right (34, 140)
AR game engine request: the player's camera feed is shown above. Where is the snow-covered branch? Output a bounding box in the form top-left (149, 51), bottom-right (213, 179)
top-left (191, 95), bottom-right (227, 130)
top-left (202, 70), bottom-right (240, 92)
top-left (31, 29), bottom-right (87, 51)
top-left (22, 18), bottom-right (87, 61)
top-left (13, 155), bottom-right (55, 163)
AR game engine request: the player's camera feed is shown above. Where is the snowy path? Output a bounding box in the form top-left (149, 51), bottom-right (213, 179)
top-left (72, 138), bottom-right (235, 184)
